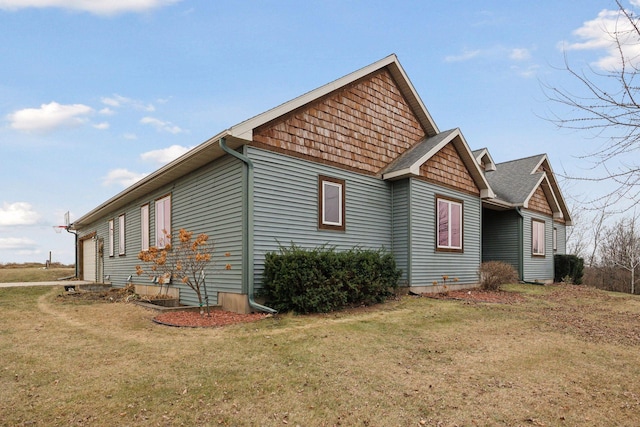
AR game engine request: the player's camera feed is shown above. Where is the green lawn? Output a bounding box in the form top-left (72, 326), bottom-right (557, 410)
top-left (1, 284), bottom-right (639, 426)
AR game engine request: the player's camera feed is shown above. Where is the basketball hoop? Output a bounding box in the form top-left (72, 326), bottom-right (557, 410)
top-left (53, 226), bottom-right (66, 234)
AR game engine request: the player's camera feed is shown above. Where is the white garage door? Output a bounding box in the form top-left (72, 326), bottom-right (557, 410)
top-left (82, 239), bottom-right (96, 282)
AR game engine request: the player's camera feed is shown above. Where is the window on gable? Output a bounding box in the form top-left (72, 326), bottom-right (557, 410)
top-left (141, 204), bottom-right (149, 252)
top-left (532, 219), bottom-right (545, 257)
top-left (318, 175), bottom-right (345, 231)
top-left (108, 219), bottom-right (114, 257)
top-left (155, 195), bottom-right (172, 248)
top-left (118, 214), bottom-right (126, 255)
top-left (436, 196), bottom-right (463, 251)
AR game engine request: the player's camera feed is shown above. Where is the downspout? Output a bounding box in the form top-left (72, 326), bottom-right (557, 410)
top-left (219, 137), bottom-right (277, 314)
top-left (515, 207), bottom-right (546, 286)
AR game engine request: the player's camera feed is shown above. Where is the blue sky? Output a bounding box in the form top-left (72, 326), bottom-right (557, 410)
top-left (0, 0), bottom-right (631, 264)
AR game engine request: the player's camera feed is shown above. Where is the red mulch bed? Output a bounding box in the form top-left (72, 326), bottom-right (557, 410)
top-left (153, 310), bottom-right (268, 328)
top-left (426, 288), bottom-right (525, 304)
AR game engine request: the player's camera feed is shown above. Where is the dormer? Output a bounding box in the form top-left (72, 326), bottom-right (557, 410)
top-left (473, 148), bottom-right (496, 172)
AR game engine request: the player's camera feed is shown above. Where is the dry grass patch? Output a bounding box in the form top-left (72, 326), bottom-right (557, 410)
top-left (0, 266), bottom-right (75, 283)
top-left (1, 284), bottom-right (640, 426)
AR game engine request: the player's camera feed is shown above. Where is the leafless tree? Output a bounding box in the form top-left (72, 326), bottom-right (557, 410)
top-left (599, 213), bottom-right (640, 294)
top-left (563, 186), bottom-right (612, 265)
top-left (545, 0), bottom-right (640, 209)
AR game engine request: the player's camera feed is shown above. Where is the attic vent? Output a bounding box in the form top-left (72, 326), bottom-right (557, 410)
top-left (479, 154), bottom-right (496, 172)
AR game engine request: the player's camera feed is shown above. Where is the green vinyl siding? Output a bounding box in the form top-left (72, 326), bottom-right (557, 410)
top-left (170, 156), bottom-right (244, 305)
top-left (554, 222), bottom-right (567, 255)
top-left (409, 179), bottom-right (482, 286)
top-left (249, 146), bottom-right (393, 288)
top-left (522, 210), bottom-right (554, 282)
top-left (482, 208), bottom-right (521, 275)
top-left (391, 179), bottom-right (410, 285)
top-left (75, 155), bottom-right (244, 307)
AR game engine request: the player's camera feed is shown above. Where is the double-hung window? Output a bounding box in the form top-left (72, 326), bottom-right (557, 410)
top-left (118, 214), bottom-right (126, 255)
top-left (108, 219), bottom-right (114, 257)
top-left (532, 219), bottom-right (545, 256)
top-left (155, 195), bottom-right (171, 248)
top-left (436, 196), bottom-right (463, 251)
top-left (318, 175), bottom-right (345, 231)
top-left (141, 204), bottom-right (150, 251)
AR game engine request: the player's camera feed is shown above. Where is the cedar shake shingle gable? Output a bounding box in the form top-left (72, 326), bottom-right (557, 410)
top-left (382, 128), bottom-right (495, 198)
top-left (251, 68), bottom-right (426, 175)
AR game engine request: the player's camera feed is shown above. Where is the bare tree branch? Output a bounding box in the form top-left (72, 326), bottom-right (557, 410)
top-left (543, 1), bottom-right (640, 209)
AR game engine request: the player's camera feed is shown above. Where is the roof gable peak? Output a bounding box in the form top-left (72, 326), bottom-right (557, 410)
top-left (229, 54), bottom-right (439, 141)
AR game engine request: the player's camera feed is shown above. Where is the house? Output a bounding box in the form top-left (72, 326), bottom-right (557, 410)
top-left (71, 54), bottom-right (572, 313)
top-left (478, 152), bottom-right (572, 283)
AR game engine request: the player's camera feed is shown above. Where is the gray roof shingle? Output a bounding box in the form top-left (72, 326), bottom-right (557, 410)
top-left (484, 154), bottom-right (546, 205)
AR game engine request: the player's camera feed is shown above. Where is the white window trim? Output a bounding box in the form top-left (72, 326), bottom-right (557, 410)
top-left (141, 204), bottom-right (150, 252)
top-left (318, 176), bottom-right (345, 231)
top-left (108, 219), bottom-right (114, 257)
top-left (155, 195), bottom-right (171, 249)
top-left (532, 219), bottom-right (546, 256)
top-left (322, 181), bottom-right (343, 226)
top-left (118, 214), bottom-right (126, 255)
top-left (436, 197), bottom-right (463, 251)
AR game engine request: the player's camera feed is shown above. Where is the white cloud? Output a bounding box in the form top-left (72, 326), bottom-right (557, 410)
top-left (0, 202), bottom-right (40, 226)
top-left (123, 133), bottom-right (138, 140)
top-left (101, 94), bottom-right (155, 112)
top-left (141, 145), bottom-right (192, 164)
top-left (562, 7), bottom-right (640, 71)
top-left (444, 49), bottom-right (482, 63)
top-left (0, 0), bottom-right (182, 16)
top-left (99, 107), bottom-right (115, 115)
top-left (7, 101), bottom-right (93, 132)
top-left (140, 116), bottom-right (184, 134)
top-left (102, 169), bottom-right (148, 188)
top-left (510, 64), bottom-right (540, 78)
top-left (509, 48), bottom-right (531, 61)
top-left (0, 237), bottom-right (39, 252)
top-left (93, 122), bottom-right (110, 130)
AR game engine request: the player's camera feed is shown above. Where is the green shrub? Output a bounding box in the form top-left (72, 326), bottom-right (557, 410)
top-left (478, 261), bottom-right (519, 291)
top-left (554, 254), bottom-right (584, 284)
top-left (262, 244), bottom-right (401, 313)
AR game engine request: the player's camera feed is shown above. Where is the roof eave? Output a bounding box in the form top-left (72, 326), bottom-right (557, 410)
top-left (71, 131), bottom-right (249, 229)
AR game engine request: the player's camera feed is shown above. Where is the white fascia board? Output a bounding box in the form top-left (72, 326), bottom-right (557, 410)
top-left (480, 188), bottom-right (496, 199)
top-left (522, 174), bottom-right (561, 215)
top-left (450, 130), bottom-right (495, 198)
top-left (383, 131), bottom-right (456, 180)
top-left (229, 55), bottom-right (408, 141)
top-left (530, 154), bottom-right (549, 175)
top-left (541, 157), bottom-right (573, 225)
top-left (482, 198), bottom-right (517, 209)
top-left (474, 148), bottom-right (496, 172)
top-left (382, 168), bottom-right (413, 180)
top-left (73, 130), bottom-right (236, 228)
top-left (522, 174), bottom-right (545, 209)
top-left (229, 54), bottom-right (440, 142)
top-left (542, 175), bottom-right (562, 215)
top-left (385, 58), bottom-right (439, 136)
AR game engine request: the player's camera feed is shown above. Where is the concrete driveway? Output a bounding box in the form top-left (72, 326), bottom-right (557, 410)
top-left (0, 281), bottom-right (92, 288)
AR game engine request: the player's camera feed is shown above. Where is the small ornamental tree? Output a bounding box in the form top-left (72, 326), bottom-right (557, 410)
top-left (136, 229), bottom-right (230, 315)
